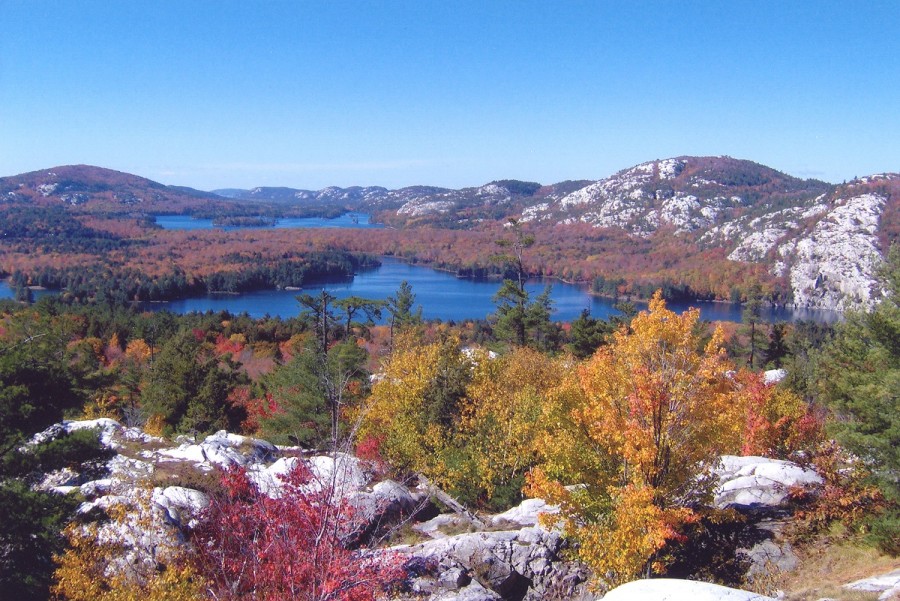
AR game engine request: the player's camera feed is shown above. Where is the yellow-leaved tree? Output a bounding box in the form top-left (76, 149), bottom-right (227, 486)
top-left (455, 347), bottom-right (563, 508)
top-left (528, 291), bottom-right (744, 588)
top-left (357, 334), bottom-right (473, 483)
top-left (359, 337), bottom-right (561, 509)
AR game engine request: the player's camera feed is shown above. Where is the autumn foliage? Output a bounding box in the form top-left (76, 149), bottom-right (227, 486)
top-left (359, 335), bottom-right (560, 508)
top-left (735, 370), bottom-right (823, 458)
top-left (527, 292), bottom-right (746, 587)
top-left (52, 486), bottom-right (206, 601)
top-left (191, 463), bottom-right (404, 601)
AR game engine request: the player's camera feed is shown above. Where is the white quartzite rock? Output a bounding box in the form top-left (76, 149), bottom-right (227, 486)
top-left (762, 369), bottom-right (787, 385)
top-left (603, 578), bottom-right (777, 601)
top-left (157, 429), bottom-right (278, 470)
top-left (714, 455), bottom-right (822, 511)
top-left (152, 486), bottom-right (209, 528)
top-left (786, 193), bottom-right (886, 311)
top-left (489, 497), bottom-right (558, 528)
top-left (845, 569), bottom-right (900, 601)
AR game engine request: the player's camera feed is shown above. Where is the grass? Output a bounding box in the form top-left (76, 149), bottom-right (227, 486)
top-left (149, 460), bottom-right (226, 497)
top-left (381, 521), bottom-right (428, 546)
top-left (775, 530), bottom-right (900, 601)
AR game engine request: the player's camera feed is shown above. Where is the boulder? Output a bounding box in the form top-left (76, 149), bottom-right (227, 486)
top-left (432, 580), bottom-right (502, 600)
top-left (152, 486), bottom-right (209, 528)
top-left (415, 513), bottom-right (476, 539)
top-left (247, 456), bottom-right (303, 496)
top-left (741, 536), bottom-right (798, 582)
top-left (36, 467), bottom-right (83, 493)
top-left (307, 452), bottom-right (371, 494)
top-left (490, 497), bottom-right (558, 528)
top-left (845, 569), bottom-right (900, 600)
top-left (157, 430), bottom-right (278, 470)
top-left (349, 479), bottom-right (421, 544)
top-left (762, 369), bottom-right (787, 385)
top-left (29, 418), bottom-right (164, 450)
top-left (603, 578), bottom-right (777, 601)
top-left (714, 455), bottom-right (822, 512)
top-left (398, 525), bottom-right (593, 600)
top-left (354, 479), bottom-right (419, 523)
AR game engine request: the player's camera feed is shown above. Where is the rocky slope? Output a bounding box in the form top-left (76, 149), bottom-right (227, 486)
top-left (29, 418), bottom-right (841, 601)
top-left (520, 158), bottom-right (898, 311)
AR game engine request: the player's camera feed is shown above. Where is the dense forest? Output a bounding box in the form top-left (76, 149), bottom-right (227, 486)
top-left (1, 244), bottom-right (897, 600)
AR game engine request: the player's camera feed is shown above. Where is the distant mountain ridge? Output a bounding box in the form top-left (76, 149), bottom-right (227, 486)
top-left (2, 158), bottom-right (898, 311)
top-left (0, 165), bottom-right (226, 211)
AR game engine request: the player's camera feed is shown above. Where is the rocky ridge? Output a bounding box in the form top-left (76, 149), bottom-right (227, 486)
top-left (26, 418), bottom-right (848, 600)
top-left (0, 165), bottom-right (223, 211)
top-left (519, 158), bottom-right (898, 311)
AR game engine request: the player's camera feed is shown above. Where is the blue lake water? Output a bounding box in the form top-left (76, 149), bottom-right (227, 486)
top-left (0, 259), bottom-right (840, 323)
top-left (154, 212), bottom-right (383, 230)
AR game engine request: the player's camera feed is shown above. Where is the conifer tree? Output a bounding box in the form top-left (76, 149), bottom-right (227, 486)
top-left (818, 244), bottom-right (900, 552)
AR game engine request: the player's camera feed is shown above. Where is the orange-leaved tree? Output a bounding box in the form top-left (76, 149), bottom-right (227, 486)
top-left (734, 369), bottom-right (823, 458)
top-left (528, 291), bottom-right (744, 588)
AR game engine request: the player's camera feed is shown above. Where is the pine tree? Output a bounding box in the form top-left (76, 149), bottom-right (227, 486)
top-left (386, 281), bottom-right (422, 335)
top-left (568, 309), bottom-right (612, 359)
top-left (818, 244), bottom-right (900, 551)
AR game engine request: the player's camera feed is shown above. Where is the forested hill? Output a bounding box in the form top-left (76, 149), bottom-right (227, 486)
top-left (2, 158), bottom-right (898, 311)
top-left (0, 165), bottom-right (225, 213)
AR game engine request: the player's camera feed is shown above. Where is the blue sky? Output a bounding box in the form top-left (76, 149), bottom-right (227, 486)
top-left (1, 1), bottom-right (898, 190)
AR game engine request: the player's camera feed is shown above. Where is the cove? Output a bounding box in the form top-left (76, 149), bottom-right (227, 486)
top-left (154, 212), bottom-right (383, 230)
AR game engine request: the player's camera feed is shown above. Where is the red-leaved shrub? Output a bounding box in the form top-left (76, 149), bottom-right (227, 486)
top-left (191, 462), bottom-right (404, 601)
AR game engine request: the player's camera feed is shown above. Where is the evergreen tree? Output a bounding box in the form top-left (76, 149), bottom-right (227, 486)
top-left (259, 342), bottom-right (331, 447)
top-left (818, 244), bottom-right (900, 552)
top-left (741, 283), bottom-right (765, 368)
top-left (334, 296), bottom-right (383, 338)
top-left (141, 328), bottom-right (243, 434)
top-left (0, 312), bottom-right (82, 457)
top-left (763, 322), bottom-right (789, 368)
top-left (385, 280), bottom-right (422, 346)
top-left (291, 292), bottom-right (370, 449)
top-left (492, 279), bottom-right (530, 347)
top-left (569, 309), bottom-right (613, 359)
top-left (526, 285), bottom-right (562, 352)
top-left (0, 311), bottom-right (108, 600)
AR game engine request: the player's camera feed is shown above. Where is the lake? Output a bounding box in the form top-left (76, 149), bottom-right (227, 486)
top-left (0, 259), bottom-right (840, 323)
top-left (154, 212), bottom-right (383, 230)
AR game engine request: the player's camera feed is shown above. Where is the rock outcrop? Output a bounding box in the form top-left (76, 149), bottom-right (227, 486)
top-left (845, 569), bottom-right (900, 600)
top-left (714, 455), bottom-right (822, 513)
top-left (29, 420), bottom-right (836, 600)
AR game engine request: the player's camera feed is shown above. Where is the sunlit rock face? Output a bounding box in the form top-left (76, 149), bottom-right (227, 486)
top-left (785, 193), bottom-right (887, 310)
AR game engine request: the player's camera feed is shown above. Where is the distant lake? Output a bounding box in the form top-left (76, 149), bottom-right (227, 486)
top-left (1, 260), bottom-right (840, 324)
top-left (154, 212), bottom-right (383, 230)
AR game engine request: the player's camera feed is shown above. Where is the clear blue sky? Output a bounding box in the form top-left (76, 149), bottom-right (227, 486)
top-left (1, 1), bottom-right (898, 190)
